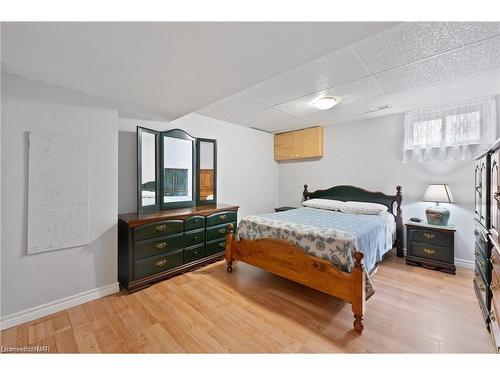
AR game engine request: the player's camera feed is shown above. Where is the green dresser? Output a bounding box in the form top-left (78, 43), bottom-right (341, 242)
top-left (118, 204), bottom-right (239, 293)
top-left (405, 222), bottom-right (456, 274)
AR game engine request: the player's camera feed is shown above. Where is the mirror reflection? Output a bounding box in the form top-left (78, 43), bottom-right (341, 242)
top-left (163, 136), bottom-right (193, 203)
top-left (199, 141), bottom-right (215, 201)
top-left (140, 131), bottom-right (156, 207)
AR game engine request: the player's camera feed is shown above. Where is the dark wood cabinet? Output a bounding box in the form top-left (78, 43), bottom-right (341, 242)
top-left (405, 222), bottom-right (456, 274)
top-left (491, 150), bottom-right (500, 242)
top-left (118, 203), bottom-right (238, 293)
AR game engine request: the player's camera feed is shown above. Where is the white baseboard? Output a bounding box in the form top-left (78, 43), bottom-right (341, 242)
top-left (454, 258), bottom-right (475, 270)
top-left (0, 282), bottom-right (119, 331)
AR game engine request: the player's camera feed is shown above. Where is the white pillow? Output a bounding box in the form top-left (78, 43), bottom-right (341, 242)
top-left (340, 201), bottom-right (387, 215)
top-left (302, 198), bottom-right (344, 211)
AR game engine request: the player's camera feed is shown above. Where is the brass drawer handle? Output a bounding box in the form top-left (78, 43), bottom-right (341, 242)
top-left (218, 242), bottom-right (225, 248)
top-left (492, 255), bottom-right (497, 264)
top-left (423, 248), bottom-right (436, 255)
top-left (474, 229), bottom-right (479, 236)
top-left (218, 228), bottom-right (226, 234)
top-left (491, 282), bottom-right (498, 290)
top-left (480, 260), bottom-right (486, 267)
top-left (480, 283), bottom-right (486, 292)
top-left (155, 224), bottom-right (167, 232)
top-left (219, 215), bottom-right (226, 220)
top-left (155, 259), bottom-right (167, 267)
top-left (155, 241), bottom-right (167, 249)
top-left (494, 191), bottom-right (500, 202)
top-left (490, 311), bottom-right (497, 322)
top-left (422, 233), bottom-right (436, 240)
top-left (474, 250), bottom-right (480, 256)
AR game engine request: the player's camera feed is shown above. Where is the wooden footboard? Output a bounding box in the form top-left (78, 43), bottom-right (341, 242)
top-left (225, 224), bottom-right (366, 333)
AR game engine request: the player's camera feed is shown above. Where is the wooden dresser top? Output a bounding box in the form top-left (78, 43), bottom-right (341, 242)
top-left (119, 203), bottom-right (239, 227)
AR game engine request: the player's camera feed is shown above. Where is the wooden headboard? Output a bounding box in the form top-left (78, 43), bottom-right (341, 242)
top-left (302, 184), bottom-right (404, 257)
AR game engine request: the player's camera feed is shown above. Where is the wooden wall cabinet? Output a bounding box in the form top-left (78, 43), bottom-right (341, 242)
top-left (274, 126), bottom-right (323, 161)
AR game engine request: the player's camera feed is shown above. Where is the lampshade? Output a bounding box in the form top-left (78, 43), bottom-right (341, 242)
top-left (422, 184), bottom-right (454, 203)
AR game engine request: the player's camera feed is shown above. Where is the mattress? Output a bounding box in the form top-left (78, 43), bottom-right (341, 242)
top-left (236, 207), bottom-right (397, 295)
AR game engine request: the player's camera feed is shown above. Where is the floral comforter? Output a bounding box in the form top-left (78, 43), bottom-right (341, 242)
top-left (236, 207), bottom-right (397, 297)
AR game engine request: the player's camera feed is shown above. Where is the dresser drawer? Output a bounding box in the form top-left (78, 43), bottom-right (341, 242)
top-left (184, 243), bottom-right (205, 264)
top-left (206, 222), bottom-right (236, 241)
top-left (134, 233), bottom-right (183, 260)
top-left (134, 250), bottom-right (183, 279)
top-left (409, 229), bottom-right (449, 247)
top-left (206, 211), bottom-right (237, 227)
top-left (134, 220), bottom-right (183, 241)
top-left (184, 228), bottom-right (205, 247)
top-left (409, 242), bottom-right (450, 262)
top-left (474, 265), bottom-right (488, 314)
top-left (185, 215), bottom-right (205, 231)
top-left (206, 238), bottom-right (226, 256)
top-left (474, 226), bottom-right (488, 255)
top-left (492, 245), bottom-right (500, 285)
top-left (475, 243), bottom-right (489, 281)
top-left (490, 295), bottom-right (500, 353)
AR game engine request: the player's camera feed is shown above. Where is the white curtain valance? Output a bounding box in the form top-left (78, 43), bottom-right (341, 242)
top-left (403, 97), bottom-right (497, 163)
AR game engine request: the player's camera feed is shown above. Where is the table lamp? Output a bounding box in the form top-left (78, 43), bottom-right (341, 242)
top-left (422, 184), bottom-right (454, 226)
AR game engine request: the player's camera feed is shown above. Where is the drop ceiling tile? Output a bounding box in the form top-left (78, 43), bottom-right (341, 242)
top-left (374, 36), bottom-right (500, 94)
top-left (299, 67), bottom-right (500, 127)
top-left (196, 92), bottom-right (269, 119)
top-left (354, 22), bottom-right (500, 74)
top-left (230, 107), bottom-right (310, 133)
top-left (274, 77), bottom-right (383, 118)
top-left (244, 46), bottom-right (368, 106)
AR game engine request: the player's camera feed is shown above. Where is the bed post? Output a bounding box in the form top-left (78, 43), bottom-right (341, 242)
top-left (225, 223), bottom-right (235, 272)
top-left (395, 185), bottom-right (404, 257)
top-left (352, 251), bottom-right (365, 333)
top-left (303, 184), bottom-right (309, 201)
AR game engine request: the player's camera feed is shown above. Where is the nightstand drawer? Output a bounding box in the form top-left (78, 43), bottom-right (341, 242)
top-left (409, 229), bottom-right (449, 246)
top-left (409, 242), bottom-right (450, 262)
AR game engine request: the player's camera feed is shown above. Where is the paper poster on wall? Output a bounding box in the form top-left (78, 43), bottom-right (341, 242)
top-left (27, 131), bottom-right (90, 254)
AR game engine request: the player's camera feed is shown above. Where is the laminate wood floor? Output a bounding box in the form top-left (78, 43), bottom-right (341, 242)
top-left (0, 252), bottom-right (493, 353)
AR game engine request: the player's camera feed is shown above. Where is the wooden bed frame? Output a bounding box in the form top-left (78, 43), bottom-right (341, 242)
top-left (225, 185), bottom-right (403, 333)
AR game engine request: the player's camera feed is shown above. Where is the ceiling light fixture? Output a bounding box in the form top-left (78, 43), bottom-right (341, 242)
top-left (311, 97), bottom-right (338, 110)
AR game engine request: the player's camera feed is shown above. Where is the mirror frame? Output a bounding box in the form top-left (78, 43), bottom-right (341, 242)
top-left (137, 126), bottom-right (160, 214)
top-left (196, 138), bottom-right (217, 206)
top-left (159, 129), bottom-right (196, 210)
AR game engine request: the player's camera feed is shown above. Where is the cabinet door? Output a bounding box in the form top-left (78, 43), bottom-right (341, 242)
top-left (475, 159), bottom-right (482, 223)
top-left (481, 158), bottom-right (488, 227)
top-left (491, 151), bottom-right (500, 240)
top-left (274, 132), bottom-right (295, 160)
top-left (293, 127), bottom-right (323, 158)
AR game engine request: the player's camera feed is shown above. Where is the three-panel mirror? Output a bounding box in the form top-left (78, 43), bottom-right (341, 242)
top-left (137, 127), bottom-right (217, 213)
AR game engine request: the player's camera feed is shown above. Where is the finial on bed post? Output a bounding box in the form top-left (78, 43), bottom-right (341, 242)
top-left (395, 185), bottom-right (404, 258)
top-left (303, 184), bottom-right (309, 201)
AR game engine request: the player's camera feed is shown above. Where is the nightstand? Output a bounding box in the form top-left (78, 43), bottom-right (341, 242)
top-left (274, 206), bottom-right (298, 212)
top-left (405, 222), bottom-right (456, 274)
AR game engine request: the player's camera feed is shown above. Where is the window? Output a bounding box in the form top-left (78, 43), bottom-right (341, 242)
top-left (404, 98), bottom-right (496, 162)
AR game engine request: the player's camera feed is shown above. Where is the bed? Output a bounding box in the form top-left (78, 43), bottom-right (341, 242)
top-left (224, 185), bottom-right (403, 333)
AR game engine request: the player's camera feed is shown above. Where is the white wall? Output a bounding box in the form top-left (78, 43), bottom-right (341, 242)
top-left (279, 113), bottom-right (487, 266)
top-left (118, 113), bottom-right (279, 219)
top-left (1, 72), bottom-right (119, 324)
